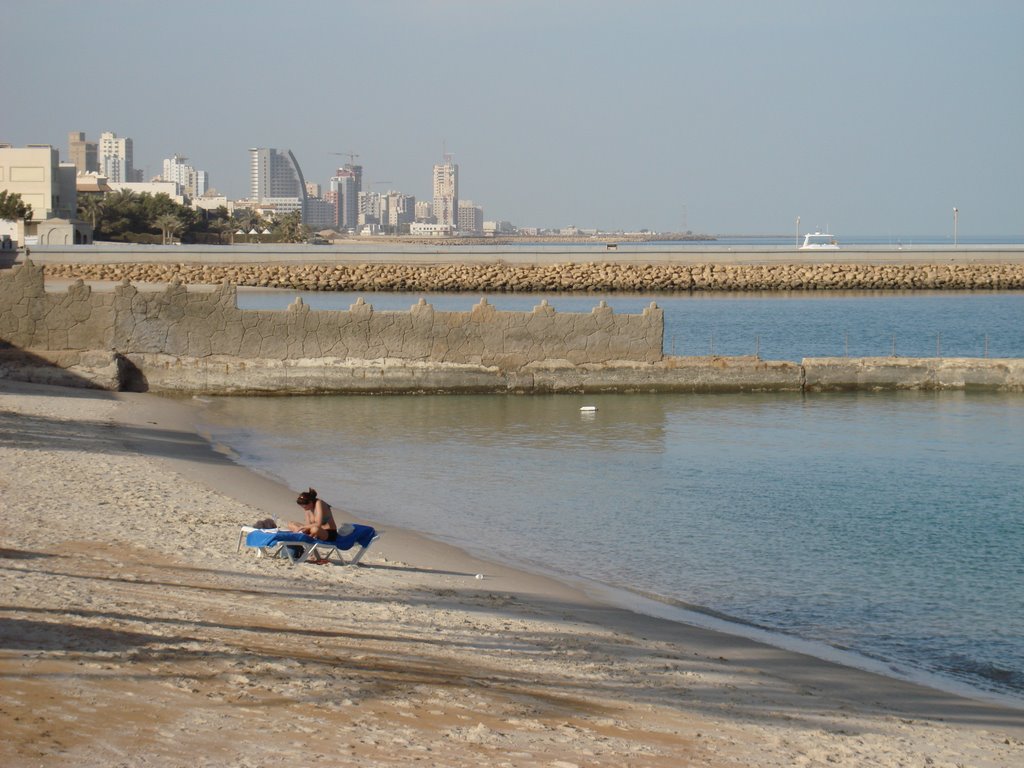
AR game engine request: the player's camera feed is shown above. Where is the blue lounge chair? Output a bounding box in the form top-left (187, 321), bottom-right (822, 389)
top-left (237, 524), bottom-right (381, 566)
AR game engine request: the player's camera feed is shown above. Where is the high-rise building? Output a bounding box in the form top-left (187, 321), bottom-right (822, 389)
top-left (329, 164), bottom-right (362, 230)
top-left (458, 200), bottom-right (483, 234)
top-left (386, 192), bottom-right (416, 230)
top-left (414, 200), bottom-right (434, 223)
top-left (358, 191), bottom-right (382, 226)
top-left (98, 131), bottom-right (135, 183)
top-left (249, 147), bottom-right (308, 220)
top-left (304, 197), bottom-right (337, 230)
top-left (432, 158), bottom-right (458, 229)
top-left (161, 154), bottom-right (209, 198)
top-left (67, 132), bottom-right (97, 174)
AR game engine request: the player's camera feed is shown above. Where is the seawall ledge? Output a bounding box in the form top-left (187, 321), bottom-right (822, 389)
top-left (23, 242), bottom-right (1024, 267)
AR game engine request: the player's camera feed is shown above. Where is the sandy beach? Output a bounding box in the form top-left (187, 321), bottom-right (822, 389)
top-left (2, 379), bottom-right (1022, 767)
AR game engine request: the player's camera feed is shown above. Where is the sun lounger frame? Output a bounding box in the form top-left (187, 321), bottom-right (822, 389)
top-left (237, 526), bottom-right (382, 566)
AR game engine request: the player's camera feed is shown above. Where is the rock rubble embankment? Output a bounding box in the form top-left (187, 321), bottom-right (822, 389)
top-left (42, 261), bottom-right (1024, 292)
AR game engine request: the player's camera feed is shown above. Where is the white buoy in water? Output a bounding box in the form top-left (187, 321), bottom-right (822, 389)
top-left (580, 406), bottom-right (598, 412)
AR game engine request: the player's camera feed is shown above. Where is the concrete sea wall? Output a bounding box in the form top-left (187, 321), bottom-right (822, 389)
top-left (2, 261), bottom-right (1022, 394)
top-left (0, 260), bottom-right (664, 392)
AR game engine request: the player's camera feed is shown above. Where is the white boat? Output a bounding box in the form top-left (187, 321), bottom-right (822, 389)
top-left (799, 231), bottom-right (840, 250)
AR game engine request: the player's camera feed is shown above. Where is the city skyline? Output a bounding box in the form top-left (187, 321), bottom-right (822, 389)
top-left (3, 1), bottom-right (1022, 236)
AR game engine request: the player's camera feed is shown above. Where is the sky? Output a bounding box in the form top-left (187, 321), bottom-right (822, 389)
top-left (4, 0), bottom-right (1022, 236)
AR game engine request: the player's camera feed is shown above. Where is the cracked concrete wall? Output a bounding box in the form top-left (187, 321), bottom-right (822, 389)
top-left (1, 261), bottom-right (664, 368)
top-left (0, 261), bottom-right (116, 351)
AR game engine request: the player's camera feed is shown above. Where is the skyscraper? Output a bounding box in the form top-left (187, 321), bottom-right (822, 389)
top-left (161, 154), bottom-right (208, 198)
top-left (67, 132), bottom-right (97, 174)
top-left (99, 131), bottom-right (135, 183)
top-left (329, 164), bottom-right (362, 230)
top-left (249, 147), bottom-right (308, 220)
top-left (432, 158), bottom-right (458, 230)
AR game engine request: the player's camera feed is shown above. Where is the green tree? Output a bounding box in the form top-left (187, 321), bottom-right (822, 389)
top-left (97, 189), bottom-right (141, 240)
top-left (0, 190), bottom-right (33, 222)
top-left (78, 194), bottom-right (105, 229)
top-left (208, 207), bottom-right (236, 244)
top-left (86, 190), bottom-right (208, 243)
top-left (154, 213), bottom-right (183, 244)
top-left (272, 211), bottom-right (308, 243)
top-left (232, 208), bottom-right (264, 235)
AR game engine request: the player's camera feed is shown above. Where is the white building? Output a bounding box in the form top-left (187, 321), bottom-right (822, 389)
top-left (458, 199), bottom-right (483, 234)
top-left (107, 180), bottom-right (187, 205)
top-left (483, 220), bottom-right (516, 236)
top-left (99, 131), bottom-right (137, 183)
top-left (358, 190), bottom-right (382, 227)
top-left (249, 147), bottom-right (308, 222)
top-left (409, 222), bottom-right (454, 237)
top-left (432, 159), bottom-right (458, 229)
top-left (161, 154), bottom-right (209, 198)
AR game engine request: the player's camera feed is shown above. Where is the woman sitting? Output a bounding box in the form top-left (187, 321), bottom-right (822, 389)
top-left (286, 488), bottom-right (339, 542)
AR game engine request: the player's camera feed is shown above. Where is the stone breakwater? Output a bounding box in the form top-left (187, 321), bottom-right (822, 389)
top-left (42, 261), bottom-right (1024, 292)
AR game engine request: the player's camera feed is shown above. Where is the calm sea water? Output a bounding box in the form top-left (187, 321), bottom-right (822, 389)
top-left (203, 292), bottom-right (1024, 704)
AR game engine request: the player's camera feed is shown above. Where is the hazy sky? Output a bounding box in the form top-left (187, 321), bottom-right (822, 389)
top-left (5, 0), bottom-right (1022, 235)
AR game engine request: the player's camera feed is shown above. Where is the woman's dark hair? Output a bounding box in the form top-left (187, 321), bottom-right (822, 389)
top-left (296, 488), bottom-right (318, 505)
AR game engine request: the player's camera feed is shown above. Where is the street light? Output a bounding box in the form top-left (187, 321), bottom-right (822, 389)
top-left (953, 207), bottom-right (958, 246)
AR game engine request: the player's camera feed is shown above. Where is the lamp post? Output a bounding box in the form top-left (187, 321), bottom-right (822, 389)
top-left (796, 216), bottom-right (800, 248)
top-left (953, 207), bottom-right (958, 246)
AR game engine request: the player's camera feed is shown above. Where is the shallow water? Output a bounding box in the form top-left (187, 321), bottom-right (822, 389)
top-left (199, 388), bottom-right (1024, 703)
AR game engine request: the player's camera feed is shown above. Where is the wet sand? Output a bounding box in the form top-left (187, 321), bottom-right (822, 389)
top-left (1, 379), bottom-right (1022, 766)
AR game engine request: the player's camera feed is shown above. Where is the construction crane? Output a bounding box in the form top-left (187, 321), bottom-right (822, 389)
top-left (329, 151), bottom-right (360, 165)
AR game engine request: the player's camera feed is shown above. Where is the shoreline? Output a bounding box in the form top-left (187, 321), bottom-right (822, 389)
top-left (2, 380), bottom-right (1023, 765)
top-left (204, 404), bottom-right (1024, 712)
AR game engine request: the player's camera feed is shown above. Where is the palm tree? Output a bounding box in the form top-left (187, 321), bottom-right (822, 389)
top-left (233, 209), bottom-right (263, 234)
top-left (210, 216), bottom-right (235, 245)
top-left (232, 208), bottom-right (266, 243)
top-left (272, 211), bottom-right (308, 243)
top-left (104, 188), bottom-right (138, 210)
top-left (154, 213), bottom-right (182, 245)
top-left (78, 194), bottom-right (105, 229)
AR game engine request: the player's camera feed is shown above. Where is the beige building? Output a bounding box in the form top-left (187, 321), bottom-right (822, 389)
top-left (0, 144), bottom-right (77, 219)
top-left (414, 200), bottom-right (434, 223)
top-left (68, 131), bottom-right (98, 174)
top-left (192, 194), bottom-right (231, 214)
top-left (0, 144), bottom-right (91, 245)
top-left (432, 159), bottom-right (458, 229)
